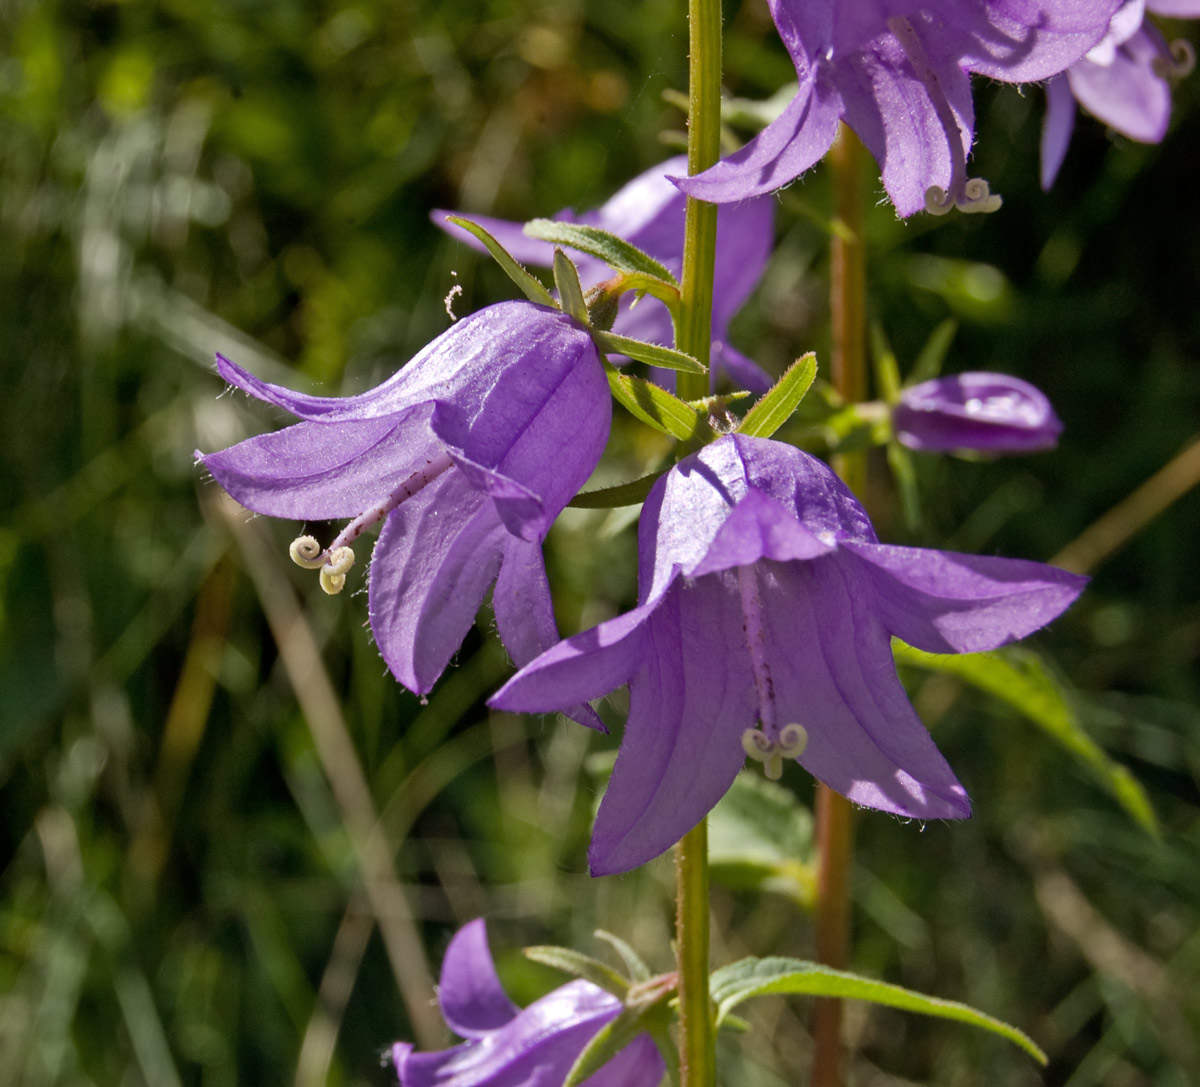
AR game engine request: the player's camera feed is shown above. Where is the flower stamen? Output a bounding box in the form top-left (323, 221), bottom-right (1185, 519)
top-left (288, 451), bottom-right (456, 596)
top-left (742, 723), bottom-right (808, 780)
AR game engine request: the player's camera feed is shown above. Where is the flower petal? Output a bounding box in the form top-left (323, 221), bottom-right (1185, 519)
top-left (493, 539), bottom-right (606, 731)
top-left (673, 75), bottom-right (843, 202)
top-left (438, 920), bottom-right (520, 1039)
top-left (369, 471), bottom-right (510, 694)
top-left (580, 1035), bottom-right (666, 1087)
top-left (765, 558), bottom-right (971, 820)
top-left (589, 579), bottom-right (758, 875)
top-left (688, 487), bottom-right (834, 577)
top-left (1067, 26), bottom-right (1172, 143)
top-left (198, 406), bottom-right (437, 520)
top-left (838, 34), bottom-right (974, 219)
top-left (1041, 74), bottom-right (1079, 189)
top-left (845, 542), bottom-right (1088, 654)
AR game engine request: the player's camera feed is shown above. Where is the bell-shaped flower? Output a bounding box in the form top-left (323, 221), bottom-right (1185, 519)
top-left (677, 0), bottom-right (1121, 217)
top-left (492, 435), bottom-right (1086, 875)
top-left (435, 156), bottom-right (775, 391)
top-left (198, 301), bottom-right (609, 715)
top-left (893, 372), bottom-right (1063, 454)
top-left (1041, 0), bottom-right (1200, 188)
top-left (391, 920), bottom-right (665, 1087)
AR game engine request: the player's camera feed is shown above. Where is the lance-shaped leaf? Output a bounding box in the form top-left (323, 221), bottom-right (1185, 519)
top-left (605, 366), bottom-right (711, 443)
top-left (444, 216), bottom-right (555, 308)
top-left (709, 957), bottom-right (1047, 1063)
top-left (594, 931), bottom-right (653, 984)
top-left (893, 642), bottom-right (1157, 835)
top-left (568, 471), bottom-right (667, 510)
top-left (736, 353), bottom-right (817, 439)
top-left (526, 218), bottom-right (679, 285)
top-left (522, 945), bottom-right (630, 998)
top-left (554, 249), bottom-right (590, 325)
top-left (594, 331), bottom-right (706, 375)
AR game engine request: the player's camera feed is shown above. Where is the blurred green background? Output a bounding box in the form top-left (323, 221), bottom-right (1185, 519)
top-left (2, 0), bottom-right (1199, 1084)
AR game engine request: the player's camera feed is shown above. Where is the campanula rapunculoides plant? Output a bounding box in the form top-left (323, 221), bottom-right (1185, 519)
top-left (491, 435), bottom-right (1087, 875)
top-left (1041, 0), bottom-right (1200, 186)
top-left (893, 372), bottom-right (1064, 454)
top-left (436, 156), bottom-right (776, 391)
top-left (391, 921), bottom-right (665, 1087)
top-left (676, 0), bottom-right (1123, 215)
top-left (199, 300), bottom-right (608, 719)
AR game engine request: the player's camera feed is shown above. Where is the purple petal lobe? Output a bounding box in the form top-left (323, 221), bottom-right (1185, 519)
top-left (438, 920), bottom-right (520, 1038)
top-left (845, 542), bottom-right (1088, 653)
top-left (1041, 75), bottom-right (1078, 190)
top-left (1068, 26), bottom-right (1172, 143)
top-left (688, 487), bottom-right (834, 577)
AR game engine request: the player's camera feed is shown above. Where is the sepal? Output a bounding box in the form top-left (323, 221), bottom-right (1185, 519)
top-left (736, 353), bottom-right (817, 439)
top-left (443, 216), bottom-right (555, 308)
top-left (525, 218), bottom-right (679, 285)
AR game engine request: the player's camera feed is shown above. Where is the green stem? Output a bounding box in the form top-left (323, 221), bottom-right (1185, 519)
top-left (674, 1), bottom-right (722, 1085)
top-left (812, 123), bottom-right (868, 1087)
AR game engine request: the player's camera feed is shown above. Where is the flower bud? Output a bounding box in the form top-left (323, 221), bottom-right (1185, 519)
top-left (893, 372), bottom-right (1062, 455)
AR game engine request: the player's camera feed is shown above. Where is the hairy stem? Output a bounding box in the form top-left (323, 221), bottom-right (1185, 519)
top-left (812, 123), bottom-right (868, 1087)
top-left (674, 0), bottom-right (722, 1084)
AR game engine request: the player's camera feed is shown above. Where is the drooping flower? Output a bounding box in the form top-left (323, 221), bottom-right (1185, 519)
top-left (391, 920), bottom-right (665, 1087)
top-left (435, 156), bottom-right (775, 391)
top-left (198, 301), bottom-right (609, 717)
top-left (676, 0), bottom-right (1121, 217)
top-left (492, 435), bottom-right (1086, 876)
top-left (893, 372), bottom-right (1063, 453)
top-left (1041, 0), bottom-right (1200, 188)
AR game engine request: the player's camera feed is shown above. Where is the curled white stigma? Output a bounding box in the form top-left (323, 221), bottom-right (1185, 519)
top-left (1154, 39), bottom-right (1195, 80)
top-left (742, 723), bottom-right (809, 780)
top-left (925, 177), bottom-right (1003, 217)
top-left (290, 536), bottom-right (356, 595)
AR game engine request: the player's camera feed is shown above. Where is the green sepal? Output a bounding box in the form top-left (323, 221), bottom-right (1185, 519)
top-left (594, 930), bottom-right (653, 984)
top-left (908, 317), bottom-right (958, 385)
top-left (562, 975), bottom-right (677, 1087)
top-left (605, 365), bottom-right (711, 442)
top-left (736, 353), bottom-right (818, 439)
top-left (553, 249), bottom-right (589, 324)
top-left (568, 471), bottom-right (666, 510)
top-left (522, 945), bottom-right (629, 998)
top-left (709, 957), bottom-right (1047, 1064)
top-left (893, 642), bottom-right (1158, 835)
top-left (594, 331), bottom-right (706, 375)
top-left (525, 219), bottom-right (679, 285)
top-left (443, 216), bottom-right (555, 308)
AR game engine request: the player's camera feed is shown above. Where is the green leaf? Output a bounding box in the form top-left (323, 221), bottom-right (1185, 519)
top-left (709, 957), bottom-right (1047, 1063)
top-left (708, 773), bottom-right (815, 909)
top-left (525, 219), bottom-right (679, 285)
top-left (443, 216), bottom-right (555, 308)
top-left (553, 249), bottom-right (589, 324)
top-left (605, 366), bottom-right (710, 442)
top-left (869, 322), bottom-right (902, 404)
top-left (594, 930), bottom-right (653, 984)
top-left (562, 1008), bottom-right (655, 1087)
top-left (736, 353), bottom-right (817, 438)
top-left (885, 441), bottom-right (921, 532)
top-left (907, 317), bottom-right (958, 385)
top-left (522, 945), bottom-right (629, 998)
top-left (594, 331), bottom-right (706, 374)
top-left (893, 642), bottom-right (1158, 835)
top-left (567, 470), bottom-right (666, 510)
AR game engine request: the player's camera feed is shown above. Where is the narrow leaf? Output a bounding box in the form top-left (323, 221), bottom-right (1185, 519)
top-left (710, 957), bottom-right (1046, 1063)
top-left (444, 216), bottom-right (555, 308)
top-left (594, 930), bottom-right (652, 983)
top-left (563, 1009), bottom-right (651, 1087)
top-left (523, 945), bottom-right (629, 997)
top-left (870, 322), bottom-right (902, 404)
top-left (595, 331), bottom-right (706, 374)
top-left (737, 353), bottom-right (817, 438)
top-left (526, 219), bottom-right (679, 285)
top-left (908, 318), bottom-right (958, 385)
top-left (893, 642), bottom-right (1158, 835)
top-left (568, 471), bottom-right (666, 510)
top-left (606, 367), bottom-right (710, 442)
top-left (553, 249), bottom-right (589, 324)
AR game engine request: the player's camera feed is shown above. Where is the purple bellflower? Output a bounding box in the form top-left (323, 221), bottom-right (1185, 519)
top-left (676, 0), bottom-right (1121, 217)
top-left (435, 156), bottom-right (775, 392)
top-left (198, 301), bottom-right (609, 718)
top-left (893, 372), bottom-right (1064, 454)
top-left (492, 435), bottom-right (1086, 876)
top-left (391, 920), bottom-right (665, 1087)
top-left (1041, 0), bottom-right (1200, 188)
